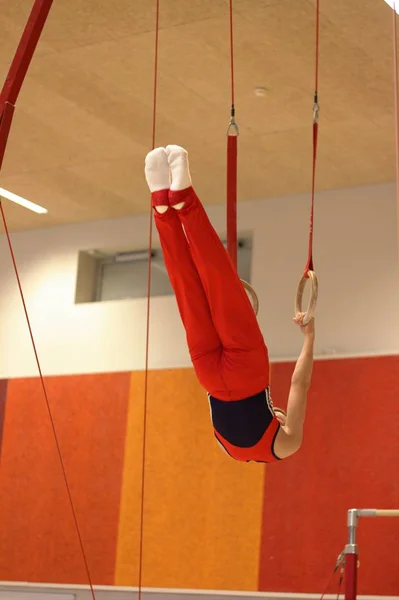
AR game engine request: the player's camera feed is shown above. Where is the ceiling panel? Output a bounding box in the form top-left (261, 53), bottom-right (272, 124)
top-left (0, 0), bottom-right (396, 231)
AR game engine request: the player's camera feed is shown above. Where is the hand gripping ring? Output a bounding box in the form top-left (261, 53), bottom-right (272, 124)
top-left (241, 279), bottom-right (259, 315)
top-left (295, 270), bottom-right (318, 325)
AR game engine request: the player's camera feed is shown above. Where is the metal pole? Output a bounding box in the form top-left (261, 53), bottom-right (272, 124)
top-left (344, 554), bottom-right (358, 600)
top-left (344, 509), bottom-right (358, 600)
top-left (343, 508), bottom-right (399, 600)
top-left (346, 508), bottom-right (358, 552)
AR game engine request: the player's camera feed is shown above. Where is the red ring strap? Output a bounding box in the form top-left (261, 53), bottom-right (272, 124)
top-left (305, 121), bottom-right (318, 274)
top-left (392, 2), bottom-right (399, 259)
top-left (227, 134), bottom-right (238, 269)
top-left (304, 0), bottom-right (320, 276)
top-left (227, 0), bottom-right (238, 270)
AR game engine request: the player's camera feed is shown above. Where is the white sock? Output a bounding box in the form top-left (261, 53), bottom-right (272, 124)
top-left (165, 145), bottom-right (192, 191)
top-left (144, 148), bottom-right (170, 192)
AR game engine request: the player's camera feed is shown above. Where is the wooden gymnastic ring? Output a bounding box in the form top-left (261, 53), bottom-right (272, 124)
top-left (241, 279), bottom-right (259, 315)
top-left (295, 270), bottom-right (318, 325)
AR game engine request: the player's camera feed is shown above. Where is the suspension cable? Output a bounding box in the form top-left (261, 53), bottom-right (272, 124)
top-left (227, 0), bottom-right (238, 269)
top-left (392, 1), bottom-right (399, 275)
top-left (137, 1), bottom-right (160, 598)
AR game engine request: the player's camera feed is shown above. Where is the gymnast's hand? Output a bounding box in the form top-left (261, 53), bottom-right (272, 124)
top-left (293, 313), bottom-right (315, 337)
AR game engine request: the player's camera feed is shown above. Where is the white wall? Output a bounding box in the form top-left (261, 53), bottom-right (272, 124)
top-left (0, 181), bottom-right (398, 378)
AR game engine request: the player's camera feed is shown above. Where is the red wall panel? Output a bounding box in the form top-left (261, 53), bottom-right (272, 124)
top-left (259, 356), bottom-right (399, 595)
top-left (0, 373), bottom-right (130, 584)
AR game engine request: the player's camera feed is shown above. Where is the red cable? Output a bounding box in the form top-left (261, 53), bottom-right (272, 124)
top-left (227, 0), bottom-right (238, 269)
top-left (314, 0), bottom-right (320, 92)
top-left (320, 569), bottom-right (339, 600)
top-left (0, 201), bottom-right (96, 600)
top-left (304, 0), bottom-right (320, 275)
top-left (319, 559), bottom-right (344, 600)
top-left (229, 0), bottom-right (235, 108)
top-left (151, 1), bottom-right (160, 151)
top-left (137, 1), bottom-right (160, 598)
top-left (392, 1), bottom-right (399, 270)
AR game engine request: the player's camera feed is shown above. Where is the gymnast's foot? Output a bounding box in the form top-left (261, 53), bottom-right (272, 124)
top-left (145, 147), bottom-right (170, 213)
top-left (165, 145), bottom-right (192, 209)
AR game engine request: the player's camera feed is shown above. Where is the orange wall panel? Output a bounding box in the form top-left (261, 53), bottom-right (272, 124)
top-left (116, 368), bottom-right (265, 590)
top-left (0, 373), bottom-right (130, 584)
top-left (115, 370), bottom-right (146, 586)
top-left (0, 379), bottom-right (7, 451)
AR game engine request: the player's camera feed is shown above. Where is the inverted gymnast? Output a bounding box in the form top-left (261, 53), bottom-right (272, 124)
top-left (144, 145), bottom-right (315, 462)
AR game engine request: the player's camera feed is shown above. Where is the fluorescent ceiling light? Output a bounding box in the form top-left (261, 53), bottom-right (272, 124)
top-left (384, 0), bottom-right (399, 13)
top-left (0, 187), bottom-right (48, 214)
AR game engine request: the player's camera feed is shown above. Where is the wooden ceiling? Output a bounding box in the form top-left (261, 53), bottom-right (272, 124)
top-left (0, 0), bottom-right (396, 231)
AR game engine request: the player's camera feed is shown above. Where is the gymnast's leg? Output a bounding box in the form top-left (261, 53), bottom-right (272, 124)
top-left (165, 145), bottom-right (264, 350)
top-left (164, 145), bottom-right (269, 398)
top-left (145, 148), bottom-right (224, 392)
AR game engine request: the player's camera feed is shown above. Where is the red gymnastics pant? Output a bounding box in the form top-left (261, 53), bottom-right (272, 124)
top-left (154, 187), bottom-right (270, 401)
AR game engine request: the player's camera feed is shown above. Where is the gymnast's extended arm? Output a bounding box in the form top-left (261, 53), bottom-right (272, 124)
top-left (274, 317), bottom-right (315, 458)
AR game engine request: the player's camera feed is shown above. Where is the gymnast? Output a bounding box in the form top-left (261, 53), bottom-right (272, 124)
top-left (144, 145), bottom-right (314, 462)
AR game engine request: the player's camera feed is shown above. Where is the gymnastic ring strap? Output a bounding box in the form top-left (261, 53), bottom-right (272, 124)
top-left (295, 270), bottom-right (318, 326)
top-left (241, 279), bottom-right (259, 315)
